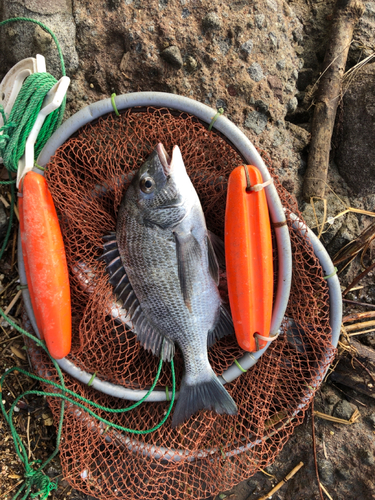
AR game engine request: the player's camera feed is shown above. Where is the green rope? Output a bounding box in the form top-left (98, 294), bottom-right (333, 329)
top-left (0, 17), bottom-right (66, 262)
top-left (0, 18), bottom-right (176, 499)
top-left (0, 307), bottom-right (175, 499)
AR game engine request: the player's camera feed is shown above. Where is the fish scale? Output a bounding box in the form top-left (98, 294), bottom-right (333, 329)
top-left (112, 143), bottom-right (237, 427)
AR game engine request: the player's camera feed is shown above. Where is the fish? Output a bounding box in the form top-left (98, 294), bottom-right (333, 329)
top-left (102, 143), bottom-right (237, 427)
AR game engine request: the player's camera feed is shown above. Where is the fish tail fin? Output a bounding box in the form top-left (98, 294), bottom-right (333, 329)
top-left (171, 372), bottom-right (237, 428)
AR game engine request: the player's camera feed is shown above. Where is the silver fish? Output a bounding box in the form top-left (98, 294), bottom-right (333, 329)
top-left (103, 143), bottom-right (237, 427)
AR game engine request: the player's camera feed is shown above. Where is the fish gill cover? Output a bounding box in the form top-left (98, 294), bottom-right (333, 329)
top-left (24, 107), bottom-right (335, 499)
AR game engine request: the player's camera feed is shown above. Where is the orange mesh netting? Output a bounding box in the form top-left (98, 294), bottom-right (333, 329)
top-left (24, 107), bottom-right (335, 499)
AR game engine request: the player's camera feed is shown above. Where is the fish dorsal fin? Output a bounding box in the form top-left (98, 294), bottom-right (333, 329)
top-left (206, 233), bottom-right (220, 285)
top-left (207, 304), bottom-right (235, 348)
top-left (102, 233), bottom-right (174, 361)
top-left (208, 230), bottom-right (226, 269)
top-left (173, 230), bottom-right (202, 311)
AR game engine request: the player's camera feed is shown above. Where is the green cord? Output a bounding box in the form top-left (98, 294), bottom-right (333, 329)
top-left (111, 93), bottom-right (120, 116)
top-left (0, 18), bottom-right (176, 499)
top-left (0, 307), bottom-right (175, 498)
top-left (323, 267), bottom-right (338, 280)
top-left (208, 108), bottom-right (224, 131)
top-left (233, 358), bottom-right (247, 373)
top-left (0, 17), bottom-right (67, 263)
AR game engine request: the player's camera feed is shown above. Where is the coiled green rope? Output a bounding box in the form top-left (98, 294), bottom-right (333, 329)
top-left (0, 17), bottom-right (176, 500)
top-left (0, 17), bottom-right (66, 262)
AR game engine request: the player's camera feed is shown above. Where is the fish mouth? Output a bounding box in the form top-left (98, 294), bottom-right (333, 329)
top-left (156, 143), bottom-right (172, 176)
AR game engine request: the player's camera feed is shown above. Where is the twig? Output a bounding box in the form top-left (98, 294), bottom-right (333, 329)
top-left (320, 482), bottom-right (334, 500)
top-left (342, 299), bottom-right (375, 310)
top-left (344, 319), bottom-right (375, 332)
top-left (27, 412), bottom-right (31, 459)
top-left (333, 220), bottom-right (375, 265)
top-left (353, 357), bottom-right (375, 384)
top-left (0, 480), bottom-right (24, 499)
top-left (342, 261), bottom-right (375, 296)
top-left (0, 194), bottom-right (10, 208)
top-left (303, 0), bottom-right (365, 201)
top-left (311, 400), bottom-right (325, 500)
top-left (331, 383), bottom-right (367, 407)
top-left (256, 462), bottom-right (304, 500)
top-left (7, 193), bottom-right (19, 221)
top-left (0, 277), bottom-right (18, 297)
top-left (343, 310), bottom-right (375, 322)
top-left (4, 290), bottom-right (22, 316)
top-left (314, 409), bottom-right (360, 425)
top-left (349, 328), bottom-right (375, 336)
top-left (11, 229), bottom-right (17, 271)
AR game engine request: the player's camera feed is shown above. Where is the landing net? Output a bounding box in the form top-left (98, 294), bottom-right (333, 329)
top-left (25, 107), bottom-right (335, 499)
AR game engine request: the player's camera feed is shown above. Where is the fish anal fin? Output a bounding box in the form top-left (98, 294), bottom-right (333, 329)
top-left (174, 230), bottom-right (202, 309)
top-left (207, 304), bottom-right (235, 348)
top-left (171, 371), bottom-right (237, 428)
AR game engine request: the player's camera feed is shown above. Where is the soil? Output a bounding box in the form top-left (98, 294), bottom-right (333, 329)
top-left (1, 1), bottom-right (375, 499)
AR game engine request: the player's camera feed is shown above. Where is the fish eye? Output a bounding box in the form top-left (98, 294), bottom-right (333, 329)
top-left (140, 176), bottom-right (155, 193)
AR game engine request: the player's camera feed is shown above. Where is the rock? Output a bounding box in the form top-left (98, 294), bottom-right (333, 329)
top-left (267, 75), bottom-right (283, 102)
top-left (247, 63), bottom-right (264, 82)
top-left (160, 46), bottom-right (183, 69)
top-left (286, 97), bottom-right (298, 114)
top-left (335, 63), bottom-right (375, 195)
top-left (181, 7), bottom-right (190, 19)
top-left (318, 459), bottom-right (335, 486)
top-left (216, 99), bottom-right (227, 110)
top-left (202, 12), bottom-right (222, 31)
top-left (0, 0), bottom-right (79, 75)
top-left (184, 55), bottom-right (197, 73)
top-left (336, 467), bottom-right (351, 481)
top-left (368, 413), bottom-right (375, 428)
top-left (358, 448), bottom-right (375, 466)
top-left (244, 111), bottom-right (268, 135)
top-left (33, 25), bottom-right (53, 53)
top-left (276, 59), bottom-right (286, 70)
top-left (268, 32), bottom-right (278, 49)
top-left (292, 28), bottom-right (303, 44)
top-left (255, 14), bottom-right (266, 29)
top-left (240, 39), bottom-right (253, 58)
top-left (333, 400), bottom-right (357, 421)
top-left (25, 0), bottom-right (71, 14)
top-left (119, 52), bottom-right (132, 73)
top-left (255, 100), bottom-right (269, 114)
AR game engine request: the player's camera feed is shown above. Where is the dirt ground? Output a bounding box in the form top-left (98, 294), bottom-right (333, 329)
top-left (1, 0), bottom-right (375, 499)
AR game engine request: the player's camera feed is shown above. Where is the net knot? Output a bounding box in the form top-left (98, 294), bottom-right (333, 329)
top-left (24, 469), bottom-right (58, 500)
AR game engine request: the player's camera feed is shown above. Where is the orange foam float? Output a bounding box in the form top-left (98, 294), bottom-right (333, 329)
top-left (19, 171), bottom-right (71, 359)
top-left (225, 165), bottom-right (273, 352)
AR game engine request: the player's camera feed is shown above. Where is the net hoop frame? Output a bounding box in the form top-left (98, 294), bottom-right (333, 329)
top-left (19, 214), bottom-right (341, 463)
top-left (19, 93), bottom-right (340, 406)
top-left (24, 92), bottom-right (292, 400)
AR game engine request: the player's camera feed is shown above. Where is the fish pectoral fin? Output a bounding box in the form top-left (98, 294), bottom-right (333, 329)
top-left (206, 233), bottom-right (220, 285)
top-left (207, 304), bottom-right (235, 348)
top-left (174, 230), bottom-right (202, 308)
top-left (208, 230), bottom-right (226, 269)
